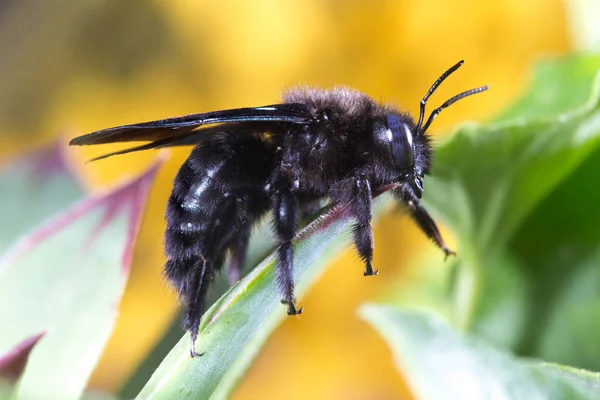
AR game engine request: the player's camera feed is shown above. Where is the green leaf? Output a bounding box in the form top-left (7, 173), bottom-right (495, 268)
top-left (427, 67), bottom-right (600, 251)
top-left (494, 54), bottom-right (600, 122)
top-left (135, 196), bottom-right (392, 400)
top-left (0, 141), bottom-right (84, 255)
top-left (510, 143), bottom-right (600, 370)
top-left (360, 305), bottom-right (600, 400)
top-left (532, 250), bottom-right (600, 370)
top-left (80, 391), bottom-right (119, 400)
top-left (417, 55), bottom-right (600, 331)
top-left (430, 55), bottom-right (600, 363)
top-left (464, 251), bottom-right (529, 349)
top-left (386, 54), bottom-right (600, 373)
top-left (0, 161), bottom-right (161, 400)
top-left (382, 246), bottom-right (455, 321)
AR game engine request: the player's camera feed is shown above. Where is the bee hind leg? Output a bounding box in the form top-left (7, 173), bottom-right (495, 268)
top-left (182, 256), bottom-right (210, 358)
top-left (170, 196), bottom-right (241, 357)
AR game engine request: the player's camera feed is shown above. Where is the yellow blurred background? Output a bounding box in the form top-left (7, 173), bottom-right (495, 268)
top-left (0, 1), bottom-right (569, 399)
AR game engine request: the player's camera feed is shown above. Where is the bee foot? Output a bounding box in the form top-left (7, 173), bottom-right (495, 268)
top-left (363, 264), bottom-right (379, 276)
top-left (282, 299), bottom-right (304, 316)
top-left (443, 248), bottom-right (457, 260)
top-left (189, 334), bottom-right (205, 358)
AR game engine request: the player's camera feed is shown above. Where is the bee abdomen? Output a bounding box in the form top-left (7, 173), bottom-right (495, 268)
top-left (162, 138), bottom-right (273, 293)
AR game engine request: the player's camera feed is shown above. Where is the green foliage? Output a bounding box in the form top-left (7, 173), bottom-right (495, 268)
top-left (495, 54), bottom-right (600, 121)
top-left (360, 305), bottom-right (600, 400)
top-left (387, 53), bottom-right (600, 398)
top-left (427, 55), bottom-right (600, 253)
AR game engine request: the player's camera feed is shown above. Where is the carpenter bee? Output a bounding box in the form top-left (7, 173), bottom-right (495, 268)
top-left (70, 60), bottom-right (487, 357)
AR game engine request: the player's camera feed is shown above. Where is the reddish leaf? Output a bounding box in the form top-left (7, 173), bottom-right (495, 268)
top-left (0, 332), bottom-right (45, 382)
top-left (0, 158), bottom-right (162, 400)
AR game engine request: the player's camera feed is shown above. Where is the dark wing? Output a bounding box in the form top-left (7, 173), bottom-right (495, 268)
top-left (70, 103), bottom-right (312, 145)
top-left (79, 125), bottom-right (218, 161)
top-left (81, 122), bottom-right (281, 162)
top-left (69, 102), bottom-right (313, 161)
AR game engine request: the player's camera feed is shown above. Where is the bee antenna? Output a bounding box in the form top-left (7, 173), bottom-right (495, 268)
top-left (416, 60), bottom-right (464, 134)
top-left (420, 85), bottom-right (488, 134)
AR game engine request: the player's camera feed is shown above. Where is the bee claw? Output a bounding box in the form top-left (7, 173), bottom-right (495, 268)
top-left (190, 335), bottom-right (205, 358)
top-left (363, 264), bottom-right (379, 276)
top-left (443, 248), bottom-right (457, 261)
top-left (282, 299), bottom-right (304, 316)
top-left (190, 342), bottom-right (198, 358)
top-left (190, 347), bottom-right (205, 358)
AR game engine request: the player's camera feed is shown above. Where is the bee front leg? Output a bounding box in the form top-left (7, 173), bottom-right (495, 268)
top-left (273, 188), bottom-right (303, 316)
top-left (407, 200), bottom-right (455, 259)
top-left (393, 185), bottom-right (455, 258)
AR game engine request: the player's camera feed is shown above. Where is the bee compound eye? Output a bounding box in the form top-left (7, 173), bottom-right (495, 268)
top-left (386, 115), bottom-right (415, 169)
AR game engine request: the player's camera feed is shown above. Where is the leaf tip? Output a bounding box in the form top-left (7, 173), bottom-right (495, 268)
top-left (0, 331), bottom-right (46, 383)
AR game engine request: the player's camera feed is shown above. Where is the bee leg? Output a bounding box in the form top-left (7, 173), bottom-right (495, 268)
top-left (394, 186), bottom-right (455, 258)
top-left (175, 196), bottom-right (239, 357)
top-left (408, 200), bottom-right (455, 258)
top-left (273, 188), bottom-right (303, 316)
top-left (183, 256), bottom-right (209, 358)
top-left (227, 227), bottom-right (250, 286)
top-left (164, 255), bottom-right (210, 358)
top-left (351, 177), bottom-right (378, 276)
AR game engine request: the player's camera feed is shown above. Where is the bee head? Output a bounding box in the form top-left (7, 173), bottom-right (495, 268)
top-left (382, 113), bottom-right (429, 198)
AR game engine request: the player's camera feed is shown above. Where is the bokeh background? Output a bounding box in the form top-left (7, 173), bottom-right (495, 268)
top-left (0, 1), bottom-right (572, 399)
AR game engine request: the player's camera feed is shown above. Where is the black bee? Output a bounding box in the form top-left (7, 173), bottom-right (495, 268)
top-left (70, 60), bottom-right (487, 357)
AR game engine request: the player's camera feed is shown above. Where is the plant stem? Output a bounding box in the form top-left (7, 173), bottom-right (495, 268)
top-left (453, 243), bottom-right (481, 331)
